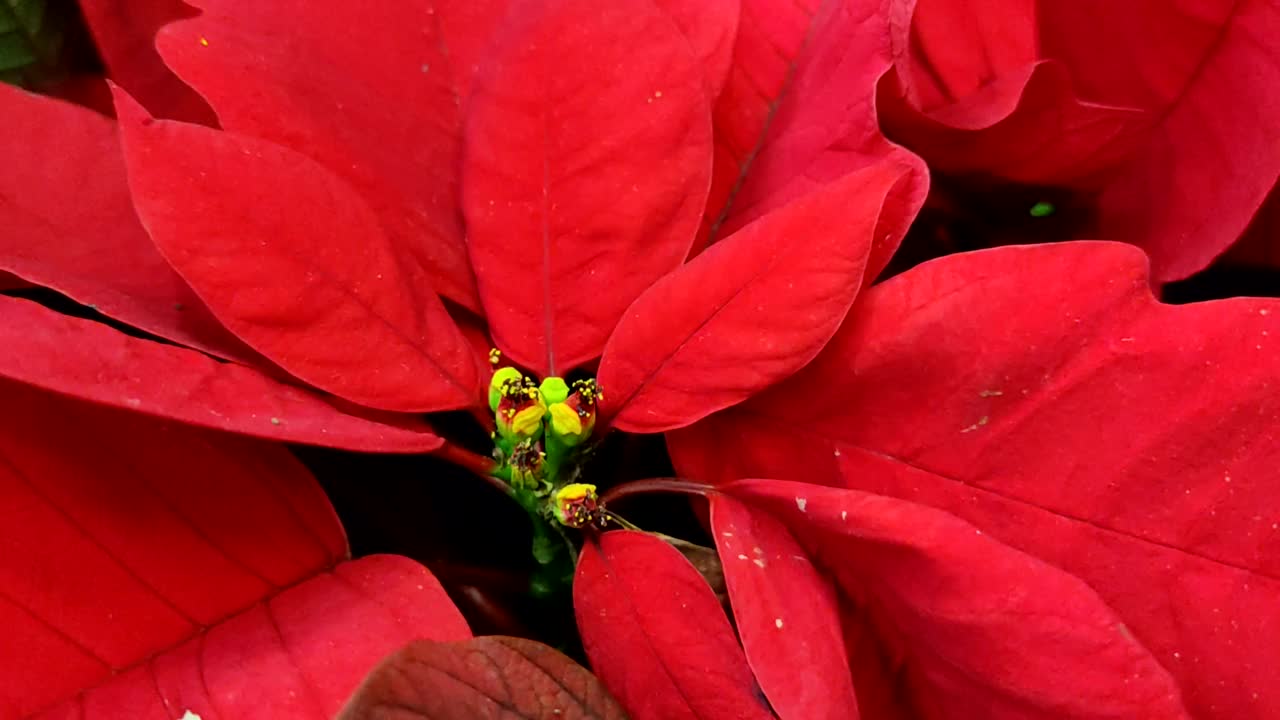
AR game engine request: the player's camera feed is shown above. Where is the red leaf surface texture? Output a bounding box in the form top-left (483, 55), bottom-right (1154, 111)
top-left (574, 531), bottom-right (773, 720)
top-left (670, 241), bottom-right (1280, 718)
top-left (710, 495), bottom-right (857, 720)
top-left (0, 296), bottom-right (445, 453)
top-left (157, 0), bottom-right (481, 310)
top-left (462, 0), bottom-right (712, 377)
top-left (722, 479), bottom-right (1190, 719)
top-left (600, 160), bottom-right (917, 432)
top-left (0, 83), bottom-right (253, 363)
top-left (0, 380), bottom-right (469, 719)
top-left (113, 88), bottom-right (484, 414)
top-left (338, 636), bottom-right (628, 720)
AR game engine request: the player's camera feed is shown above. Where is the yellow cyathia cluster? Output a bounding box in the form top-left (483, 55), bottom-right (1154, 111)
top-left (487, 358), bottom-right (603, 508)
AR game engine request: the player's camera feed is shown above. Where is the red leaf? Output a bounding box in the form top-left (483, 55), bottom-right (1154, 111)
top-left (0, 297), bottom-right (445, 453)
top-left (0, 83), bottom-right (255, 363)
top-left (435, 0), bottom-right (515, 105)
top-left (701, 0), bottom-right (823, 243)
top-left (879, 0), bottom-right (1147, 184)
top-left (1087, 0), bottom-right (1280, 281)
top-left (889, 0), bottom-right (1038, 113)
top-left (878, 60), bottom-right (1149, 184)
top-left (599, 160), bottom-right (917, 433)
top-left (461, 0), bottom-right (713, 377)
top-left (77, 0), bottom-right (215, 123)
top-left (574, 531), bottom-right (773, 720)
top-left (704, 0), bottom-right (923, 259)
top-left (652, 0), bottom-right (741, 98)
top-left (156, 0), bottom-right (481, 311)
top-left (671, 241), bottom-right (1280, 719)
top-left (723, 479), bottom-right (1190, 719)
top-left (113, 88), bottom-right (485, 414)
top-left (710, 496), bottom-right (857, 720)
top-left (338, 636), bottom-right (628, 720)
top-left (883, 0), bottom-right (1280, 281)
top-left (0, 381), bottom-right (469, 718)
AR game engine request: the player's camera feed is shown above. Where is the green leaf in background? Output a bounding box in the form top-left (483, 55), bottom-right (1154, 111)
top-left (0, 0), bottom-right (76, 88)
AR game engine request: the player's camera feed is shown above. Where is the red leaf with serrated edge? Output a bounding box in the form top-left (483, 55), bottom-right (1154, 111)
top-left (112, 87), bottom-right (485, 414)
top-left (0, 297), bottom-right (444, 453)
top-left (722, 479), bottom-right (1190, 719)
top-left (710, 496), bottom-right (857, 720)
top-left (157, 0), bottom-right (481, 312)
top-left (77, 0), bottom-right (214, 123)
top-left (653, 0), bottom-right (741, 98)
top-left (462, 0), bottom-right (712, 378)
top-left (599, 160), bottom-right (918, 433)
top-left (670, 242), bottom-right (1280, 719)
top-left (0, 83), bottom-right (255, 363)
top-left (338, 636), bottom-right (628, 720)
top-left (574, 531), bottom-right (774, 720)
top-left (0, 381), bottom-right (470, 719)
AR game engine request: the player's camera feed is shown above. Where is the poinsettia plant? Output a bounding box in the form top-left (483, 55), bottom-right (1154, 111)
top-left (2, 1), bottom-right (1279, 719)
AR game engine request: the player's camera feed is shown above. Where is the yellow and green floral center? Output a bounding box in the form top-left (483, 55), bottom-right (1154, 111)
top-left (487, 353), bottom-right (602, 527)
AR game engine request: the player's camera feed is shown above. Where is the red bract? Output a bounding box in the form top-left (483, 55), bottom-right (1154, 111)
top-left (879, 0), bottom-right (1280, 281)
top-left (0, 0), bottom-right (921, 439)
top-left (3, 1), bottom-right (1279, 719)
top-left (0, 379), bottom-right (469, 718)
top-left (665, 242), bottom-right (1280, 719)
top-left (76, 0), bottom-right (215, 123)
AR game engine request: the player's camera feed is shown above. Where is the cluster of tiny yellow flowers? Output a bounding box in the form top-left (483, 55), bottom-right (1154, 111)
top-left (487, 350), bottom-right (604, 528)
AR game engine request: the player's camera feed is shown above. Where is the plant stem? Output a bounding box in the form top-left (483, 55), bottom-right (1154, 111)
top-left (431, 441), bottom-right (512, 497)
top-left (600, 477), bottom-right (717, 505)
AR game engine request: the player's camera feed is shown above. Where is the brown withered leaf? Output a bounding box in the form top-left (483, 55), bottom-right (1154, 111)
top-left (337, 635), bottom-right (629, 720)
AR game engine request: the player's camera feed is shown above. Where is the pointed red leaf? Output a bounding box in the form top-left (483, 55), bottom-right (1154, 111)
top-left (0, 381), bottom-right (469, 718)
top-left (77, 0), bottom-right (214, 123)
top-left (0, 297), bottom-right (444, 453)
top-left (113, 88), bottom-right (484, 414)
top-left (710, 495), bottom-right (857, 720)
top-left (670, 241), bottom-right (1280, 719)
top-left (574, 531), bottom-right (773, 720)
top-left (723, 479), bottom-right (1190, 719)
top-left (0, 83), bottom-right (254, 363)
top-left (338, 636), bottom-right (628, 720)
top-left (156, 0), bottom-right (481, 311)
top-left (462, 0), bottom-right (713, 377)
top-left (652, 0), bottom-right (741, 98)
top-left (599, 160), bottom-right (917, 432)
